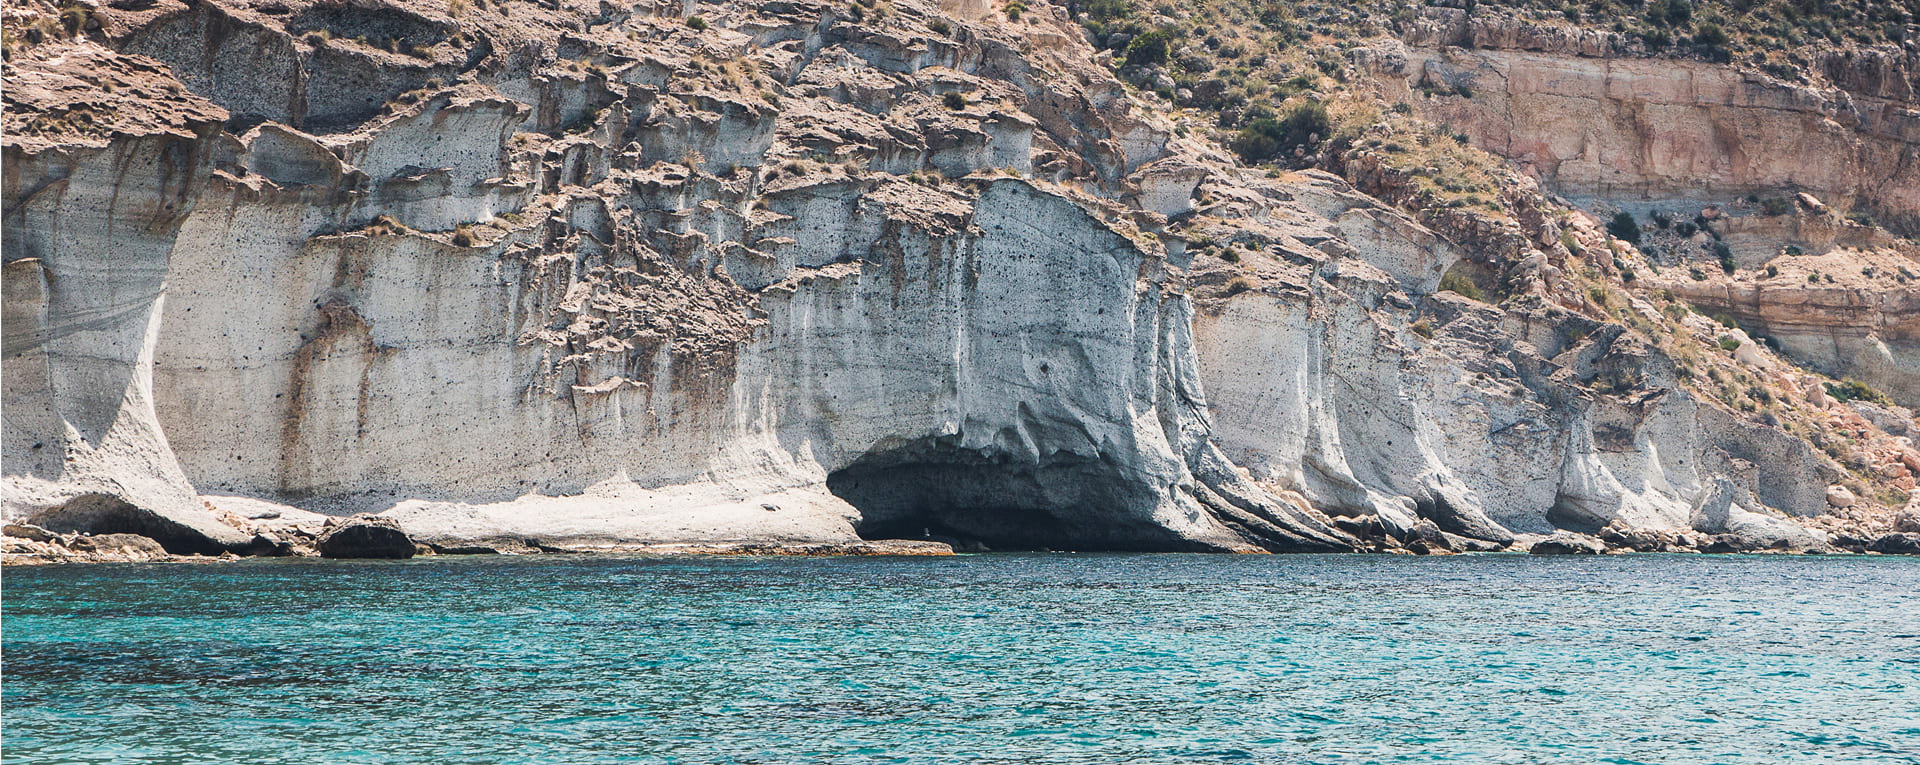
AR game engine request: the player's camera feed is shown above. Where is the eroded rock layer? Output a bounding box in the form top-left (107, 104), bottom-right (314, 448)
top-left (4, 0), bottom-right (1915, 557)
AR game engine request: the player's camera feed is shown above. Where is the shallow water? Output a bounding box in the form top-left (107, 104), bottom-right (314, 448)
top-left (4, 553), bottom-right (1918, 764)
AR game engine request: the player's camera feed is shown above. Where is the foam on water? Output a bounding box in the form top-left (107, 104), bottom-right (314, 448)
top-left (5, 554), bottom-right (1918, 763)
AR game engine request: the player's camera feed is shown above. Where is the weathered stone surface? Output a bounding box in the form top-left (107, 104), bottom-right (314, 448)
top-left (2, 0), bottom-right (1908, 557)
top-left (316, 516), bottom-right (416, 559)
top-left (70, 533), bottom-right (168, 557)
top-left (1868, 532), bottom-right (1920, 555)
top-left (1529, 532), bottom-right (1606, 555)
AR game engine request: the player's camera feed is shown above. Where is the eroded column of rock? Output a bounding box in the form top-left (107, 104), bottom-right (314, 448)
top-left (2, 48), bottom-right (250, 553)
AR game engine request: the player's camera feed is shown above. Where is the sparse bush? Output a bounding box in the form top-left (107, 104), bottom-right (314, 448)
top-left (1223, 276), bottom-right (1254, 296)
top-left (1438, 270), bottom-right (1483, 302)
top-left (1607, 211), bottom-right (1640, 244)
top-left (1693, 21), bottom-right (1728, 46)
top-left (942, 92), bottom-right (967, 110)
top-left (1124, 29), bottom-right (1175, 67)
top-left (1825, 380), bottom-right (1889, 405)
top-left (1715, 242), bottom-right (1735, 273)
top-left (1760, 196), bottom-right (1793, 216)
top-left (685, 15), bottom-right (708, 30)
top-left (1411, 320), bottom-right (1434, 339)
top-left (1229, 102), bottom-right (1327, 164)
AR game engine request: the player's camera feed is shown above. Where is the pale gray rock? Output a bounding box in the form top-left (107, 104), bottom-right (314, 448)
top-left (1529, 532), bottom-right (1606, 555)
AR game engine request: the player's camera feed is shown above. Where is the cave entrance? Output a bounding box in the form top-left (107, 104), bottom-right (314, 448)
top-left (825, 437), bottom-right (1185, 552)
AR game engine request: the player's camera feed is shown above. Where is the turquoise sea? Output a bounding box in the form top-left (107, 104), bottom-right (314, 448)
top-left (4, 553), bottom-right (1918, 764)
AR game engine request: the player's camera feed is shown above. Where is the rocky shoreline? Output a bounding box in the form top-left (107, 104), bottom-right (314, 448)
top-left (6, 0), bottom-right (1918, 559)
top-left (1, 517), bottom-right (958, 565)
top-left (9, 513), bottom-right (1918, 565)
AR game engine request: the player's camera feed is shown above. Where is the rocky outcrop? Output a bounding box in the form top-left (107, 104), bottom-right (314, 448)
top-left (3, 0), bottom-right (1906, 557)
top-left (1361, 10), bottom-right (1920, 233)
top-left (3, 0), bottom-right (1359, 554)
top-left (1650, 244), bottom-right (1920, 408)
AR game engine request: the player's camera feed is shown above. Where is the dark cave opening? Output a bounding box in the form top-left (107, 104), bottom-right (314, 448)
top-left (825, 437), bottom-right (1201, 552)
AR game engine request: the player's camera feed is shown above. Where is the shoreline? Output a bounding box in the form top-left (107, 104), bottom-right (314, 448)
top-left (9, 529), bottom-right (1919, 566)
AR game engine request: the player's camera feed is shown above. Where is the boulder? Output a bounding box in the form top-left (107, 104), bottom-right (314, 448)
top-left (3, 523), bottom-right (61, 543)
top-left (1868, 533), bottom-right (1920, 555)
top-left (1331, 514), bottom-right (1384, 540)
top-left (1825, 485), bottom-right (1857, 508)
top-left (1530, 532), bottom-right (1605, 555)
top-left (243, 531), bottom-right (296, 557)
top-left (1896, 494), bottom-right (1920, 533)
top-left (69, 533), bottom-right (168, 557)
top-left (316, 516), bottom-right (416, 559)
top-left (1702, 534), bottom-right (1756, 554)
top-left (1598, 522), bottom-right (1667, 552)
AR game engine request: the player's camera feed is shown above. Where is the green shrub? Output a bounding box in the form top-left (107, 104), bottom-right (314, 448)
top-left (1693, 21), bottom-right (1729, 46)
top-left (1715, 242), bottom-right (1735, 273)
top-left (1825, 380), bottom-right (1889, 405)
top-left (1607, 211), bottom-right (1640, 244)
top-left (1438, 270), bottom-right (1483, 302)
top-left (942, 92), bottom-right (966, 110)
top-left (1760, 197), bottom-right (1793, 216)
top-left (1229, 102), bottom-right (1328, 164)
top-left (1124, 29), bottom-right (1175, 67)
top-left (1719, 336), bottom-right (1742, 351)
top-left (1084, 0), bottom-right (1130, 23)
top-left (685, 15), bottom-right (708, 29)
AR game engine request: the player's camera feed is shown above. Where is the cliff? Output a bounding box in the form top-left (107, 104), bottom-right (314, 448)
top-left (4, 0), bottom-right (1916, 560)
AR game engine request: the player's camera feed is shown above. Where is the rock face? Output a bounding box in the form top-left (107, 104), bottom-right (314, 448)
top-left (0, 0), bottom-right (1906, 555)
top-left (1650, 245), bottom-right (1920, 408)
top-left (1363, 11), bottom-right (1920, 233)
top-left (2, 0), bottom-right (1356, 554)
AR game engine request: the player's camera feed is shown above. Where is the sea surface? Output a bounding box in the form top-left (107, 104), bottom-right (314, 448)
top-left (5, 553), bottom-right (1918, 764)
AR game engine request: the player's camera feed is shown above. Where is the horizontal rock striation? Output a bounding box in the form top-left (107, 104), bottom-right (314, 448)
top-left (1363, 9), bottom-right (1920, 233)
